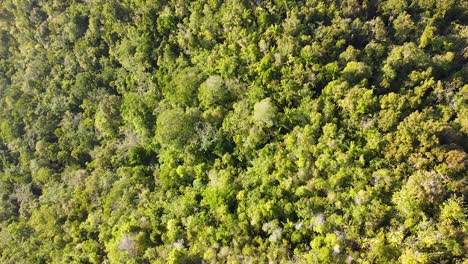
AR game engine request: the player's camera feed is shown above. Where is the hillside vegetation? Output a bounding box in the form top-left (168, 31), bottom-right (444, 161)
top-left (0, 0), bottom-right (467, 263)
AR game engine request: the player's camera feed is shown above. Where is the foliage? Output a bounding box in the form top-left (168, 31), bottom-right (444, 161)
top-left (0, 0), bottom-right (466, 263)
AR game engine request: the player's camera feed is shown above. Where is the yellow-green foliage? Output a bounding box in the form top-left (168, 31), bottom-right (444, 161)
top-left (0, 0), bottom-right (466, 263)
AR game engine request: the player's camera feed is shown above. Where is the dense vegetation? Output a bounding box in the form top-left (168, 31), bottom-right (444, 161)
top-left (0, 0), bottom-right (467, 263)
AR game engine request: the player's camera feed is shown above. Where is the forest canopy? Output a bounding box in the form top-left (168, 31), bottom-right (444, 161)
top-left (0, 0), bottom-right (467, 263)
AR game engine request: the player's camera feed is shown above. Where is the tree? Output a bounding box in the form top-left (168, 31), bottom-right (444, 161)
top-left (0, 0), bottom-right (466, 262)
top-left (393, 12), bottom-right (415, 43)
top-left (163, 67), bottom-right (206, 107)
top-left (121, 93), bottom-right (154, 140)
top-left (95, 94), bottom-right (121, 139)
top-left (341, 61), bottom-right (372, 83)
top-left (154, 108), bottom-right (200, 148)
top-left (198, 75), bottom-right (230, 109)
top-left (253, 98), bottom-right (277, 128)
